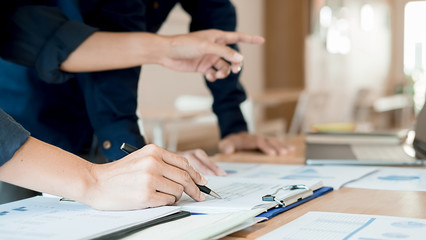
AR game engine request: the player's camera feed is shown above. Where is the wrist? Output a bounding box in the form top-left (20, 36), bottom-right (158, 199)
top-left (74, 161), bottom-right (101, 208)
top-left (132, 33), bottom-right (169, 66)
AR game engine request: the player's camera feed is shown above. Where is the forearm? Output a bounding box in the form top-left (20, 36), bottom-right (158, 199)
top-left (61, 32), bottom-right (167, 72)
top-left (0, 137), bottom-right (95, 203)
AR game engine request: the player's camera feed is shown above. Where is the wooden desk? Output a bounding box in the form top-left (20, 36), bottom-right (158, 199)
top-left (211, 136), bottom-right (426, 240)
top-left (139, 108), bottom-right (212, 151)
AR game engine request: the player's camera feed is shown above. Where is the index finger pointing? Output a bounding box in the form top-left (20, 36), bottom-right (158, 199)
top-left (216, 31), bottom-right (265, 45)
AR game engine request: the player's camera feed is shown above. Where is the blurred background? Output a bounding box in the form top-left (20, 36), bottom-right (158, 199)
top-left (138, 0), bottom-right (426, 154)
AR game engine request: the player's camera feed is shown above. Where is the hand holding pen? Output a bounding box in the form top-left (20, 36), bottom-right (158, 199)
top-left (121, 143), bottom-right (221, 199)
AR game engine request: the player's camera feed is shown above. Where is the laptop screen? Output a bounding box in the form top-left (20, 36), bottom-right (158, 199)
top-left (414, 103), bottom-right (426, 158)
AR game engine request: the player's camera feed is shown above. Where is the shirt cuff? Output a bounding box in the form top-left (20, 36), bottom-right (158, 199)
top-left (35, 21), bottom-right (98, 84)
top-left (216, 108), bottom-right (248, 138)
top-left (0, 109), bottom-right (30, 166)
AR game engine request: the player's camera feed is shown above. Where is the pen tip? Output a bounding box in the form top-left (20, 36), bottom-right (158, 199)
top-left (210, 190), bottom-right (222, 199)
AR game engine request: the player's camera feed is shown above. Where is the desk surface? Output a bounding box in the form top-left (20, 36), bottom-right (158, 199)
top-left (211, 136), bottom-right (426, 240)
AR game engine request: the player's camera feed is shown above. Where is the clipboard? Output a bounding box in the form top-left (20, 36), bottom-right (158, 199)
top-left (257, 186), bottom-right (333, 220)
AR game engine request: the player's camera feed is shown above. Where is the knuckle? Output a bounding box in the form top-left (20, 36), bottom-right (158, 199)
top-left (200, 41), bottom-right (210, 52)
top-left (143, 144), bottom-right (160, 152)
top-left (176, 184), bottom-right (185, 194)
top-left (140, 174), bottom-right (155, 188)
top-left (144, 155), bottom-right (160, 166)
top-left (180, 157), bottom-right (191, 170)
top-left (181, 171), bottom-right (192, 185)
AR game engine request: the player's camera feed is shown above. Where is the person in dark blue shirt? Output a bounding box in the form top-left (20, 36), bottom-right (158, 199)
top-left (0, 2), bottom-right (264, 206)
top-left (0, 1), bottom-right (293, 174)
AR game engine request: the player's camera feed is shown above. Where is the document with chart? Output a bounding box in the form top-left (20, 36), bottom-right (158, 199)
top-left (0, 196), bottom-right (181, 240)
top-left (217, 162), bottom-right (376, 189)
top-left (176, 176), bottom-right (323, 214)
top-left (345, 167), bottom-right (426, 191)
top-left (258, 211), bottom-right (426, 240)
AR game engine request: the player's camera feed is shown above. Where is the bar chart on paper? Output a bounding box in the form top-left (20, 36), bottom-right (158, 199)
top-left (257, 211), bottom-right (426, 240)
top-left (345, 167), bottom-right (426, 191)
top-left (217, 162), bottom-right (376, 189)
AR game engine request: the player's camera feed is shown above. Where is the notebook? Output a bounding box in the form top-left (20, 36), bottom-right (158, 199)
top-left (305, 104), bottom-right (426, 166)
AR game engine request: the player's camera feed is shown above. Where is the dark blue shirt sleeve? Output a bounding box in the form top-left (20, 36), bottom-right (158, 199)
top-left (0, 109), bottom-right (30, 166)
top-left (1, 5), bottom-right (98, 84)
top-left (180, 0), bottom-right (248, 138)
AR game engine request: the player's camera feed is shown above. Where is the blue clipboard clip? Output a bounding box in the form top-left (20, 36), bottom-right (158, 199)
top-left (262, 184), bottom-right (314, 207)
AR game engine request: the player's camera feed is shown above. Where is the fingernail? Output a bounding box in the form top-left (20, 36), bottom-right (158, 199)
top-left (199, 192), bottom-right (206, 201)
top-left (218, 169), bottom-right (227, 176)
top-left (206, 73), bottom-right (214, 81)
top-left (201, 175), bottom-right (208, 185)
top-left (216, 71), bottom-right (225, 79)
top-left (232, 65), bottom-right (242, 74)
top-left (231, 53), bottom-right (243, 62)
top-left (224, 146), bottom-right (234, 154)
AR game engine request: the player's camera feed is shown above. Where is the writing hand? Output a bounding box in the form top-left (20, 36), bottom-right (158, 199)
top-left (86, 144), bottom-right (207, 210)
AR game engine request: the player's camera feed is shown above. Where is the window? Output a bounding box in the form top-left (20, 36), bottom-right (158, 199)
top-left (404, 1), bottom-right (426, 114)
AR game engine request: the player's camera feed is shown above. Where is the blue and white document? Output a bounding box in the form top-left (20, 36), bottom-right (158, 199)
top-left (258, 211), bottom-right (426, 240)
top-left (217, 162), bottom-right (376, 189)
top-left (0, 196), bottom-right (181, 240)
top-left (345, 167), bottom-right (426, 191)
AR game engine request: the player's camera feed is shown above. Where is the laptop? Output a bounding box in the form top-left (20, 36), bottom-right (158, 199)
top-left (305, 104), bottom-right (426, 166)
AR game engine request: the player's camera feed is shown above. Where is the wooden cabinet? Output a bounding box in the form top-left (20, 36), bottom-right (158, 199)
top-left (264, 0), bottom-right (309, 127)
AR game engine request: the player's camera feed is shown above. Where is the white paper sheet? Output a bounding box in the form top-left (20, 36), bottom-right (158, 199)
top-left (0, 196), bottom-right (180, 240)
top-left (257, 211), bottom-right (426, 240)
top-left (217, 162), bottom-right (376, 189)
top-left (345, 167), bottom-right (426, 191)
top-left (124, 209), bottom-right (266, 240)
top-left (176, 176), bottom-right (322, 214)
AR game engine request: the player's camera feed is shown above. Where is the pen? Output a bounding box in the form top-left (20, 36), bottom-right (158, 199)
top-left (120, 143), bottom-right (222, 199)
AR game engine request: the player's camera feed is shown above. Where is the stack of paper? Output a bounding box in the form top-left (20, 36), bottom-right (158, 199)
top-left (0, 196), bottom-right (181, 240)
top-left (123, 209), bottom-right (265, 240)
